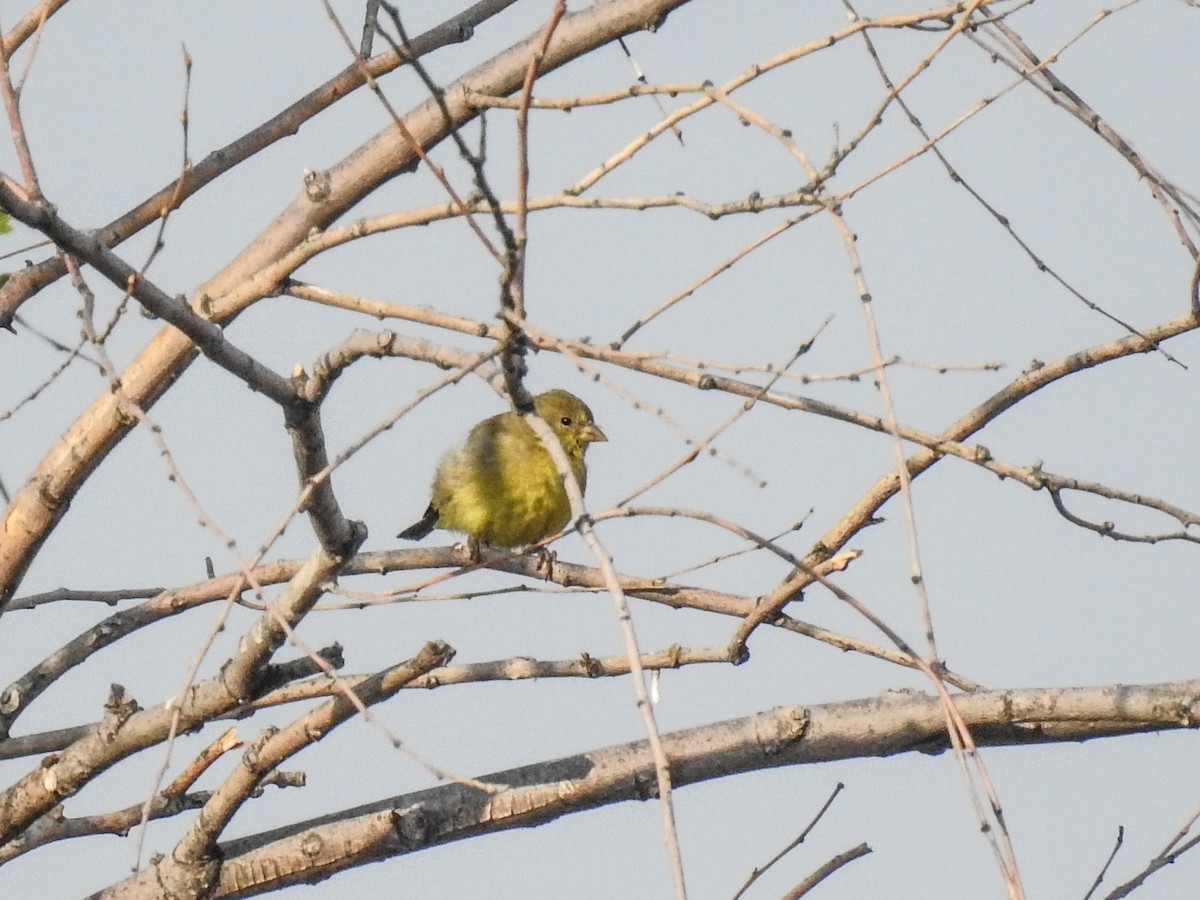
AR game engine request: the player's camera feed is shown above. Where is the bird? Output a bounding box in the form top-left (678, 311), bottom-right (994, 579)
top-left (398, 389), bottom-right (607, 548)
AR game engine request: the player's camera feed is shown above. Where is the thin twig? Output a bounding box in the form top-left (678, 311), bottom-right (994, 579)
top-left (781, 843), bottom-right (873, 899)
top-left (1082, 826), bottom-right (1123, 900)
top-left (731, 782), bottom-right (846, 900)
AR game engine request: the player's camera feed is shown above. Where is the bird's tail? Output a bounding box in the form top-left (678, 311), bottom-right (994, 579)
top-left (397, 504), bottom-right (439, 541)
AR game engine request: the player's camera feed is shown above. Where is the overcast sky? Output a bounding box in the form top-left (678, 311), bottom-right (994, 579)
top-left (2, 1), bottom-right (1200, 897)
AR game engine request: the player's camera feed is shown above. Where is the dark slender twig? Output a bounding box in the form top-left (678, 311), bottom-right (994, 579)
top-left (844, 0), bottom-right (1179, 366)
top-left (1104, 803), bottom-right (1200, 899)
top-left (0, 181), bottom-right (297, 406)
top-left (377, 2), bottom-right (516, 259)
top-left (1082, 826), bottom-right (1123, 900)
top-left (732, 783), bottom-right (846, 900)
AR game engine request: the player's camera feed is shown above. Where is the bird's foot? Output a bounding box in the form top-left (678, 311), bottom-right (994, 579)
top-left (530, 546), bottom-right (556, 577)
top-left (456, 537), bottom-right (483, 565)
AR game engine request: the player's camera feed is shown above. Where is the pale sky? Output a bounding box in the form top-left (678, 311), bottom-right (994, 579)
top-left (2, 1), bottom-right (1200, 897)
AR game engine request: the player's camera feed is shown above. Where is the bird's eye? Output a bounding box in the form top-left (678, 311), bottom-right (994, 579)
top-left (560, 416), bottom-right (573, 427)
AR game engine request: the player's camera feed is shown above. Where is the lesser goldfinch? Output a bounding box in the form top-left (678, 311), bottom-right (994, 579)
top-left (398, 389), bottom-right (607, 548)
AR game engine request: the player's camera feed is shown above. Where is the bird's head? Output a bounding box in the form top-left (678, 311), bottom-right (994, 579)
top-left (535, 389), bottom-right (607, 457)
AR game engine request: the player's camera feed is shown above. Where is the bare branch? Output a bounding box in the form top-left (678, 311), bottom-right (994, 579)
top-left (0, 544), bottom-right (358, 845)
top-left (732, 782), bottom-right (847, 899)
top-left (0, 0), bottom-right (525, 328)
top-left (781, 843), bottom-right (873, 899)
top-left (97, 642), bottom-right (453, 900)
top-left (210, 680), bottom-right (1200, 898)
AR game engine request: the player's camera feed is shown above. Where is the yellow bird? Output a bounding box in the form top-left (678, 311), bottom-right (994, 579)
top-left (398, 389), bottom-right (607, 548)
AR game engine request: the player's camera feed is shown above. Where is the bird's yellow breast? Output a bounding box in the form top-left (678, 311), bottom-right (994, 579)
top-left (430, 411), bottom-right (587, 547)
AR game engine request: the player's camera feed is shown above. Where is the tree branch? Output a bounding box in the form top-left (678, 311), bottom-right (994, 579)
top-left (99, 641), bottom-right (454, 900)
top-left (208, 680), bottom-right (1200, 898)
top-left (0, 0), bottom-right (525, 329)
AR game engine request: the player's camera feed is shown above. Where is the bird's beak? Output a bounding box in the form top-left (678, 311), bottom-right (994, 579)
top-left (582, 423), bottom-right (608, 443)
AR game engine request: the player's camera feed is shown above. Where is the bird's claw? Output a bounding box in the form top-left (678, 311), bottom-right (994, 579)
top-left (531, 546), bottom-right (556, 576)
top-left (457, 537), bottom-right (482, 565)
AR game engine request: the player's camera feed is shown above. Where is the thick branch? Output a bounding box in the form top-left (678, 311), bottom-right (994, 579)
top-left (209, 680), bottom-right (1200, 897)
top-left (220, 547), bottom-right (361, 703)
